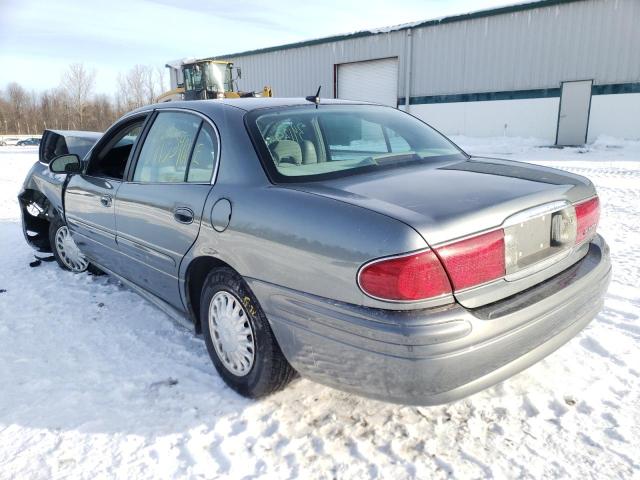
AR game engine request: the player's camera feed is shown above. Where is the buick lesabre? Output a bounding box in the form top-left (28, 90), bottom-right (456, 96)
top-left (18, 98), bottom-right (611, 404)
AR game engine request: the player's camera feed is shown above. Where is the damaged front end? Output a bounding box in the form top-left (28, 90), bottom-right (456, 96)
top-left (18, 129), bottom-right (102, 252)
top-left (19, 186), bottom-right (54, 252)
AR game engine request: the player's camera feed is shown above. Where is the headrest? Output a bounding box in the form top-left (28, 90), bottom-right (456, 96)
top-left (270, 140), bottom-right (302, 166)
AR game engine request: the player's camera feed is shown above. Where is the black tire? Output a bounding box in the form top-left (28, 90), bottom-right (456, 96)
top-left (48, 216), bottom-right (102, 274)
top-left (200, 268), bottom-right (296, 398)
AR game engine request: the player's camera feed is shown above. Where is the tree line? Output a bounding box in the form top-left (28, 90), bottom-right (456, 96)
top-left (0, 63), bottom-right (166, 135)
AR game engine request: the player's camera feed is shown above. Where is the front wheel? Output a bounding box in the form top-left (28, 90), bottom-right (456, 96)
top-left (200, 268), bottom-right (296, 398)
top-left (49, 216), bottom-right (89, 273)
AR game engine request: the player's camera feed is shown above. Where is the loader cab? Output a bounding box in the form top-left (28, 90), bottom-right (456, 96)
top-left (182, 61), bottom-right (234, 100)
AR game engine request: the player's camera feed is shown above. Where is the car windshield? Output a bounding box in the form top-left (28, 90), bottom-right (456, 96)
top-left (247, 105), bottom-right (467, 182)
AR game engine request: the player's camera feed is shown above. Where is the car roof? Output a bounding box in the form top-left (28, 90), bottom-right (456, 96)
top-left (139, 97), bottom-right (372, 114)
top-left (215, 97), bottom-right (368, 111)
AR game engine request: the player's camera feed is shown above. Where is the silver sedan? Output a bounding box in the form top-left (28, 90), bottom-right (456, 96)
top-left (18, 98), bottom-right (610, 405)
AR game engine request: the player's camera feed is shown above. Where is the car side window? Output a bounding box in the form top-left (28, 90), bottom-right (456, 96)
top-left (87, 121), bottom-right (144, 179)
top-left (187, 124), bottom-right (217, 183)
top-left (133, 112), bottom-right (201, 183)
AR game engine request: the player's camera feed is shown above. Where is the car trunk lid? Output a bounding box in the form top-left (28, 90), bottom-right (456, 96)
top-left (290, 157), bottom-right (598, 307)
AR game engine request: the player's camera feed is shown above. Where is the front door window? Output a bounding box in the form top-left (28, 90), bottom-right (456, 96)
top-left (87, 121), bottom-right (144, 179)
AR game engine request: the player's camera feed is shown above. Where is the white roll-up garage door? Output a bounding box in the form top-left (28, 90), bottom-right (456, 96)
top-left (337, 58), bottom-right (399, 107)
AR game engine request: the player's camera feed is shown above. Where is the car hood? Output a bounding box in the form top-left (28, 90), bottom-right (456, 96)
top-left (290, 157), bottom-right (596, 246)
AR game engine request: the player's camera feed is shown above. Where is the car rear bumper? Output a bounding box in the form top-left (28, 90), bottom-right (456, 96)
top-left (248, 234), bottom-right (611, 405)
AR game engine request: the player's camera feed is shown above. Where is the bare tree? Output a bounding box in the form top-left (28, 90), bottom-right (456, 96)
top-left (0, 62), bottom-right (163, 136)
top-left (0, 90), bottom-right (9, 135)
top-left (61, 63), bottom-right (96, 130)
top-left (116, 64), bottom-right (162, 112)
top-left (87, 94), bottom-right (117, 131)
top-left (6, 82), bottom-right (29, 134)
top-left (156, 66), bottom-right (166, 95)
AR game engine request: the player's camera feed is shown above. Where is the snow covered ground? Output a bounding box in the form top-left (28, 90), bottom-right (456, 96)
top-left (0, 139), bottom-right (638, 479)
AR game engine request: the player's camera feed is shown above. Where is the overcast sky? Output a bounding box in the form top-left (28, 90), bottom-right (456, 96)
top-left (0, 0), bottom-right (517, 95)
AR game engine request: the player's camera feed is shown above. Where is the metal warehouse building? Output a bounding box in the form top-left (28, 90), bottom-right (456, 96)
top-left (221, 0), bottom-right (639, 145)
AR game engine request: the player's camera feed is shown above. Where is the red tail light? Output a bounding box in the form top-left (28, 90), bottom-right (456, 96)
top-left (359, 197), bottom-right (598, 302)
top-left (575, 196), bottom-right (600, 244)
top-left (435, 229), bottom-right (505, 290)
top-left (358, 250), bottom-right (452, 301)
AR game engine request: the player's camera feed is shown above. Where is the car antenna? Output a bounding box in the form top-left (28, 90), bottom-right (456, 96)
top-left (305, 86), bottom-right (321, 108)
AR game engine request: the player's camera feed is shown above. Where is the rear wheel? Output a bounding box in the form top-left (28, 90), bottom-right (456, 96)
top-left (49, 216), bottom-right (89, 273)
top-left (200, 268), bottom-right (296, 398)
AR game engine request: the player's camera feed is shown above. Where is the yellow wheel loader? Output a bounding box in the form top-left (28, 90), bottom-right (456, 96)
top-left (157, 59), bottom-right (272, 102)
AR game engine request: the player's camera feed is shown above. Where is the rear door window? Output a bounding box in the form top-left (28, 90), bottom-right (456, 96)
top-left (133, 112), bottom-right (201, 183)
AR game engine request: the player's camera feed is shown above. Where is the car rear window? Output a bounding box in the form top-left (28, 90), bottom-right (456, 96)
top-left (246, 105), bottom-right (467, 182)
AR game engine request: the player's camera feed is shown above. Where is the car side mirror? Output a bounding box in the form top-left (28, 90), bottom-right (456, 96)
top-left (49, 154), bottom-right (81, 174)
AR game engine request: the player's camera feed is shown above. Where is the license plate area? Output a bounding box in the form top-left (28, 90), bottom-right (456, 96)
top-left (504, 201), bottom-right (577, 280)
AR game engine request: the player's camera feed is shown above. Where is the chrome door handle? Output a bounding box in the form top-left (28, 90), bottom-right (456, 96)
top-left (100, 194), bottom-right (112, 207)
top-left (173, 207), bottom-right (194, 224)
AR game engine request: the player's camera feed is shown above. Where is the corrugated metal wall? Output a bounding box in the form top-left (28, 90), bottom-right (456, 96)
top-left (229, 31), bottom-right (407, 98)
top-left (228, 0), bottom-right (640, 100)
top-left (410, 0), bottom-right (640, 95)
